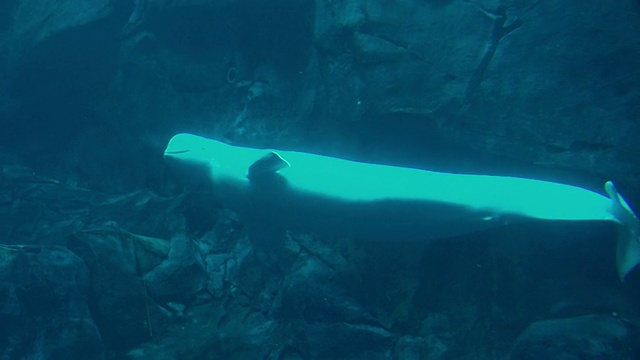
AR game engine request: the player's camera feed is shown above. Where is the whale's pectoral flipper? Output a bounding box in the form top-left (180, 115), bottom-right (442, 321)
top-left (248, 151), bottom-right (290, 179)
top-left (605, 181), bottom-right (640, 281)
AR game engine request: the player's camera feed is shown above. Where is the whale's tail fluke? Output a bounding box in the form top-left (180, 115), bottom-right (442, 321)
top-left (605, 181), bottom-right (640, 281)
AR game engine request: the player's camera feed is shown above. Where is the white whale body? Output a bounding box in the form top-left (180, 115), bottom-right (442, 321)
top-left (164, 133), bottom-right (640, 281)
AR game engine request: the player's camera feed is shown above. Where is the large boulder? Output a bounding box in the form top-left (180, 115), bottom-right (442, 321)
top-left (0, 245), bottom-right (103, 359)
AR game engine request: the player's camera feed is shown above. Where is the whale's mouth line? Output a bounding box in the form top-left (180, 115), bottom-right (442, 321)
top-left (165, 150), bottom-right (190, 155)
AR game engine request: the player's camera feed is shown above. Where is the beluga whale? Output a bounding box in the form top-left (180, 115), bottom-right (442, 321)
top-left (164, 133), bottom-right (640, 281)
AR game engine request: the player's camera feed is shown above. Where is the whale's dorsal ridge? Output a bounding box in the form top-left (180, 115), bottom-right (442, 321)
top-left (247, 151), bottom-right (290, 179)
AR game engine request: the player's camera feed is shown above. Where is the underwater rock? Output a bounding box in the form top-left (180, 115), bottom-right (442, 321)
top-left (8, 0), bottom-right (111, 49)
top-left (304, 322), bottom-right (396, 360)
top-left (0, 0), bottom-right (112, 122)
top-left (510, 314), bottom-right (640, 359)
top-left (0, 164), bottom-right (107, 245)
top-left (351, 32), bottom-right (407, 64)
top-left (458, 1), bottom-right (640, 178)
top-left (86, 189), bottom-right (186, 239)
top-left (67, 223), bottom-right (170, 350)
top-left (144, 233), bottom-right (207, 302)
top-left (394, 335), bottom-right (450, 360)
top-left (0, 244), bottom-right (102, 359)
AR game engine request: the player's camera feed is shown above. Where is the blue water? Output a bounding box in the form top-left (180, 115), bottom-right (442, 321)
top-left (0, 0), bottom-right (639, 359)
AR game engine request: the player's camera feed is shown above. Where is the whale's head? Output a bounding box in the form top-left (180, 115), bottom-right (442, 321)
top-left (163, 133), bottom-right (229, 188)
top-left (164, 133), bottom-right (218, 165)
top-left (164, 133), bottom-right (261, 187)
